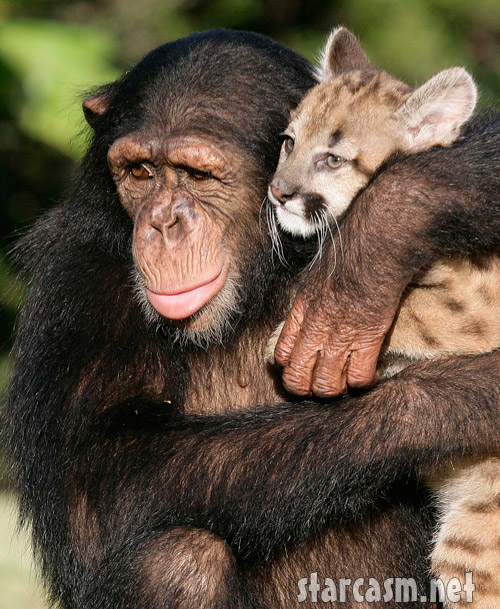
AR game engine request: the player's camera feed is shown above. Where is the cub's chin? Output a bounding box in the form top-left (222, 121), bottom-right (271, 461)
top-left (275, 206), bottom-right (316, 238)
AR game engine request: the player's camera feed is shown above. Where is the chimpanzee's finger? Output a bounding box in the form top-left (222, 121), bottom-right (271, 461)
top-left (274, 299), bottom-right (305, 367)
top-left (346, 344), bottom-right (382, 389)
top-left (281, 340), bottom-right (319, 396)
top-left (311, 347), bottom-right (350, 398)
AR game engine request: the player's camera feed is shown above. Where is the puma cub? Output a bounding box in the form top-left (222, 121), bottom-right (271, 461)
top-left (268, 27), bottom-right (500, 608)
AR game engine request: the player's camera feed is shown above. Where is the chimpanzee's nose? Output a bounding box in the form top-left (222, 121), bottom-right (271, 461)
top-left (270, 183), bottom-right (295, 204)
top-left (150, 194), bottom-right (199, 242)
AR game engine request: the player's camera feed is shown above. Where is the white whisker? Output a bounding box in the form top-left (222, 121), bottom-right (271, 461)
top-left (330, 211), bottom-right (344, 263)
top-left (322, 209), bottom-right (338, 278)
top-left (307, 211), bottom-right (324, 270)
top-left (266, 201), bottom-right (289, 267)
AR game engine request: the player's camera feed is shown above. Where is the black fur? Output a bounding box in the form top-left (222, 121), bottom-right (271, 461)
top-left (399, 112), bottom-right (500, 260)
top-left (4, 29), bottom-right (500, 609)
top-left (302, 192), bottom-right (327, 219)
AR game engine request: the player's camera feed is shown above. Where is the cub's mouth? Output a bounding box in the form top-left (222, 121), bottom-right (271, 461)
top-left (275, 205), bottom-right (317, 238)
top-left (267, 187), bottom-right (320, 238)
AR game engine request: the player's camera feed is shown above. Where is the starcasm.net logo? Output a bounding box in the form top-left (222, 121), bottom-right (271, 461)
top-left (296, 572), bottom-right (475, 604)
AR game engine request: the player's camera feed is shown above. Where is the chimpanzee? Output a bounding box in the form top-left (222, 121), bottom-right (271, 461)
top-left (4, 28), bottom-right (500, 609)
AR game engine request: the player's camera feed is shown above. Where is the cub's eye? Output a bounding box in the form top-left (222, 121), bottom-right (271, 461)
top-left (325, 155), bottom-right (345, 169)
top-left (282, 136), bottom-right (294, 155)
top-left (130, 164), bottom-right (153, 180)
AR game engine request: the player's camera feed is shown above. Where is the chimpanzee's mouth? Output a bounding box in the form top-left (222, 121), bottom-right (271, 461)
top-left (146, 263), bottom-right (230, 320)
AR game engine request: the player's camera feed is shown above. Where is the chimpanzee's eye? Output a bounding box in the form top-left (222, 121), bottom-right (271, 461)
top-left (181, 166), bottom-right (215, 181)
top-left (130, 164), bottom-right (153, 180)
top-left (282, 136), bottom-right (294, 155)
top-left (325, 155), bottom-right (345, 169)
top-left (191, 169), bottom-right (214, 180)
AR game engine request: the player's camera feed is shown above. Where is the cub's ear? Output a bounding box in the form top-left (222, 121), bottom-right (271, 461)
top-left (398, 67), bottom-right (477, 153)
top-left (319, 27), bottom-right (372, 81)
top-left (82, 94), bottom-right (110, 129)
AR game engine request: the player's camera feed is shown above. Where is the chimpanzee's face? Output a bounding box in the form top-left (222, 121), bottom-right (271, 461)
top-left (82, 31), bottom-right (316, 346)
top-left (107, 131), bottom-right (265, 344)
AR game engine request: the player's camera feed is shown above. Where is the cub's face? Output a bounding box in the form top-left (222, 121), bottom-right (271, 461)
top-left (269, 28), bottom-right (477, 239)
top-left (268, 72), bottom-right (409, 237)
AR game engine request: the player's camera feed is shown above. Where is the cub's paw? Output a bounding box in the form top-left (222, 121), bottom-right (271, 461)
top-left (265, 321), bottom-right (285, 365)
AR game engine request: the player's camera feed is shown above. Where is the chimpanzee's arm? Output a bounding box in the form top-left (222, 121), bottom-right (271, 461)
top-left (76, 350), bottom-right (500, 565)
top-left (275, 112), bottom-right (500, 396)
top-left (9, 326), bottom-right (500, 609)
top-left (7, 245), bottom-right (500, 608)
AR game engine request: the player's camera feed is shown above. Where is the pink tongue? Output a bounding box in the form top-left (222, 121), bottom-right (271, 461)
top-left (146, 273), bottom-right (224, 320)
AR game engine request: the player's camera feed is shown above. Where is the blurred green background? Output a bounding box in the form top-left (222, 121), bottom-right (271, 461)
top-left (0, 0), bottom-right (499, 606)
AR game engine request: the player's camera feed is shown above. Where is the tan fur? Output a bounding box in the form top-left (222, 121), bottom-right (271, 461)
top-left (268, 27), bottom-right (497, 607)
top-left (293, 69), bottom-right (411, 165)
top-left (430, 458), bottom-right (500, 608)
top-left (381, 256), bottom-right (500, 377)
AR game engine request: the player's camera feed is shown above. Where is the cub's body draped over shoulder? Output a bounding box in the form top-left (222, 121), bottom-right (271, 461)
top-left (269, 27), bottom-right (500, 608)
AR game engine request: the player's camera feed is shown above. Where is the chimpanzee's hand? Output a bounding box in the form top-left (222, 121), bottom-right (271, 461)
top-left (274, 166), bottom-right (429, 398)
top-left (274, 263), bottom-right (400, 397)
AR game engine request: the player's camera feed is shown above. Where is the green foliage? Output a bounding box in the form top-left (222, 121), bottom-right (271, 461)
top-left (340, 0), bottom-right (500, 103)
top-left (0, 20), bottom-right (119, 158)
top-left (0, 253), bottom-right (24, 313)
top-left (0, 493), bottom-right (45, 609)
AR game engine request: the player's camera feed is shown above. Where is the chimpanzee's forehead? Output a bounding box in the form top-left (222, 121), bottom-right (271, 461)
top-left (141, 95), bottom-right (249, 145)
top-left (115, 29), bottom-right (314, 127)
top-left (102, 29), bottom-right (316, 181)
top-left (139, 61), bottom-right (269, 126)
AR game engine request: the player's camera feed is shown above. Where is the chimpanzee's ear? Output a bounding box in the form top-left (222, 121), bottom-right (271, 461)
top-left (82, 94), bottom-right (110, 129)
top-left (398, 67), bottom-right (477, 153)
top-left (319, 27), bottom-right (372, 81)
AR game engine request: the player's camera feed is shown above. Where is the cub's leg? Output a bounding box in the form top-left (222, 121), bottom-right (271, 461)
top-left (429, 457), bottom-right (500, 608)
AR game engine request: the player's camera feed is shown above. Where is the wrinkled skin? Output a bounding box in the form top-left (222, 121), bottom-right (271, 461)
top-left (275, 268), bottom-right (395, 397)
top-left (107, 130), bottom-right (264, 331)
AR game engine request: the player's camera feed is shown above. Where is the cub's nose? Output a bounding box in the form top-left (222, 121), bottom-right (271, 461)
top-left (269, 183), bottom-right (295, 205)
